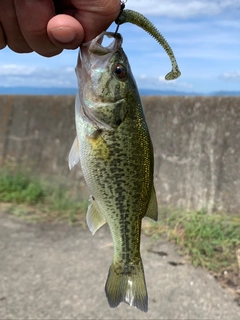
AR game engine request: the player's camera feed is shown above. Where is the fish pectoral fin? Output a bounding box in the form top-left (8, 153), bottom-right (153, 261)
top-left (86, 196), bottom-right (106, 235)
top-left (68, 136), bottom-right (80, 170)
top-left (145, 186), bottom-right (158, 221)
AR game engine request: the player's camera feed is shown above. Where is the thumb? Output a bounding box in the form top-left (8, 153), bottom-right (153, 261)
top-left (47, 15), bottom-right (84, 49)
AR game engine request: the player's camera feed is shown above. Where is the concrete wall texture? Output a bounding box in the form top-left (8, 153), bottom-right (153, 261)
top-left (0, 95), bottom-right (240, 213)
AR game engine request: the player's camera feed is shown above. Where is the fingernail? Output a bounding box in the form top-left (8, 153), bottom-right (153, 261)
top-left (51, 27), bottom-right (76, 43)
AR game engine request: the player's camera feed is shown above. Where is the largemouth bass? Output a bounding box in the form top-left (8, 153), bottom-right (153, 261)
top-left (69, 31), bottom-right (158, 312)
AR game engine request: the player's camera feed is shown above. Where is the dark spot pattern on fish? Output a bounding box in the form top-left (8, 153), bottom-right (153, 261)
top-left (75, 32), bottom-right (155, 312)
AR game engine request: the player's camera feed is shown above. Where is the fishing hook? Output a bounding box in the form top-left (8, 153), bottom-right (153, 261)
top-left (114, 1), bottom-right (127, 35)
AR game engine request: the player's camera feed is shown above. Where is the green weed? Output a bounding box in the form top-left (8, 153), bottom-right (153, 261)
top-left (0, 171), bottom-right (44, 204)
top-left (0, 169), bottom-right (86, 225)
top-left (144, 208), bottom-right (240, 274)
top-left (1, 167), bottom-right (239, 277)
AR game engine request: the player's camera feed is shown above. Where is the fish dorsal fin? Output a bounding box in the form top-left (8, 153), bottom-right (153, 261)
top-left (68, 136), bottom-right (80, 170)
top-left (86, 196), bottom-right (106, 235)
top-left (145, 186), bottom-right (158, 221)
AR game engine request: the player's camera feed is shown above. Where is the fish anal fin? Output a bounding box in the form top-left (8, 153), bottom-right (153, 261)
top-left (105, 259), bottom-right (148, 312)
top-left (145, 186), bottom-right (158, 221)
top-left (68, 136), bottom-right (80, 170)
top-left (86, 196), bottom-right (106, 235)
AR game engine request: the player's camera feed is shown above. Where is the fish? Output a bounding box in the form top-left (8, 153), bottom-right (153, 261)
top-left (68, 7), bottom-right (181, 312)
top-left (69, 31), bottom-right (158, 312)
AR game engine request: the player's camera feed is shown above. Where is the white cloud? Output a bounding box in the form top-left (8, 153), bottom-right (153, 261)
top-left (127, 0), bottom-right (240, 18)
top-left (219, 71), bottom-right (240, 81)
top-left (0, 62), bottom-right (193, 91)
top-left (0, 64), bottom-right (77, 87)
top-left (0, 64), bottom-right (36, 75)
top-left (136, 74), bottom-right (193, 91)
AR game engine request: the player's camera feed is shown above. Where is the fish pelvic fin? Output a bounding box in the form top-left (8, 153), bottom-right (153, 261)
top-left (105, 260), bottom-right (148, 312)
top-left (86, 195), bottom-right (106, 234)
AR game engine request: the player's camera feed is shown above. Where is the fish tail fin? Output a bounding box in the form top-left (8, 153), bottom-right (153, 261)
top-left (105, 260), bottom-right (148, 312)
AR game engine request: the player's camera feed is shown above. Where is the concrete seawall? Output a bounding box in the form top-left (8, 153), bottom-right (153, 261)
top-left (0, 95), bottom-right (240, 213)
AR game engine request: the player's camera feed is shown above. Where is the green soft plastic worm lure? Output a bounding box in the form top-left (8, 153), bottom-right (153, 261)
top-left (115, 8), bottom-right (181, 80)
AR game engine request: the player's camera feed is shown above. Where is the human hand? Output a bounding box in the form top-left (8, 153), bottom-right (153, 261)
top-left (0, 0), bottom-right (120, 57)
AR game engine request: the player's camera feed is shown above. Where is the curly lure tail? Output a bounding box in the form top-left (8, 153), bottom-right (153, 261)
top-left (105, 259), bottom-right (148, 312)
top-left (115, 9), bottom-right (181, 80)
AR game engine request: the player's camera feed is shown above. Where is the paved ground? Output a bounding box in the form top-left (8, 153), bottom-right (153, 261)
top-left (1, 211), bottom-right (240, 319)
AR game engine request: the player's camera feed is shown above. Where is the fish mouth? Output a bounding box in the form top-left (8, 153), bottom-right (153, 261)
top-left (83, 32), bottom-right (123, 56)
top-left (76, 32), bottom-right (123, 75)
top-left (75, 32), bottom-right (124, 131)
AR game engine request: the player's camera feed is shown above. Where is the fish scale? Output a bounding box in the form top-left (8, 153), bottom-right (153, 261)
top-left (69, 31), bottom-right (158, 312)
top-left (69, 6), bottom-right (181, 311)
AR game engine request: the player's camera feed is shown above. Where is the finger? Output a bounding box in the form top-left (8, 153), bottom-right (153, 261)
top-left (73, 3), bottom-right (120, 42)
top-left (0, 0), bottom-right (32, 52)
top-left (0, 22), bottom-right (7, 50)
top-left (47, 14), bottom-right (84, 49)
top-left (14, 0), bottom-right (62, 57)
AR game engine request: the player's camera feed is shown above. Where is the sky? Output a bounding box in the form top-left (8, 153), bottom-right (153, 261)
top-left (0, 0), bottom-right (240, 94)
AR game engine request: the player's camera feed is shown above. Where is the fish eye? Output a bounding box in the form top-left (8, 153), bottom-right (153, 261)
top-left (113, 64), bottom-right (127, 80)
